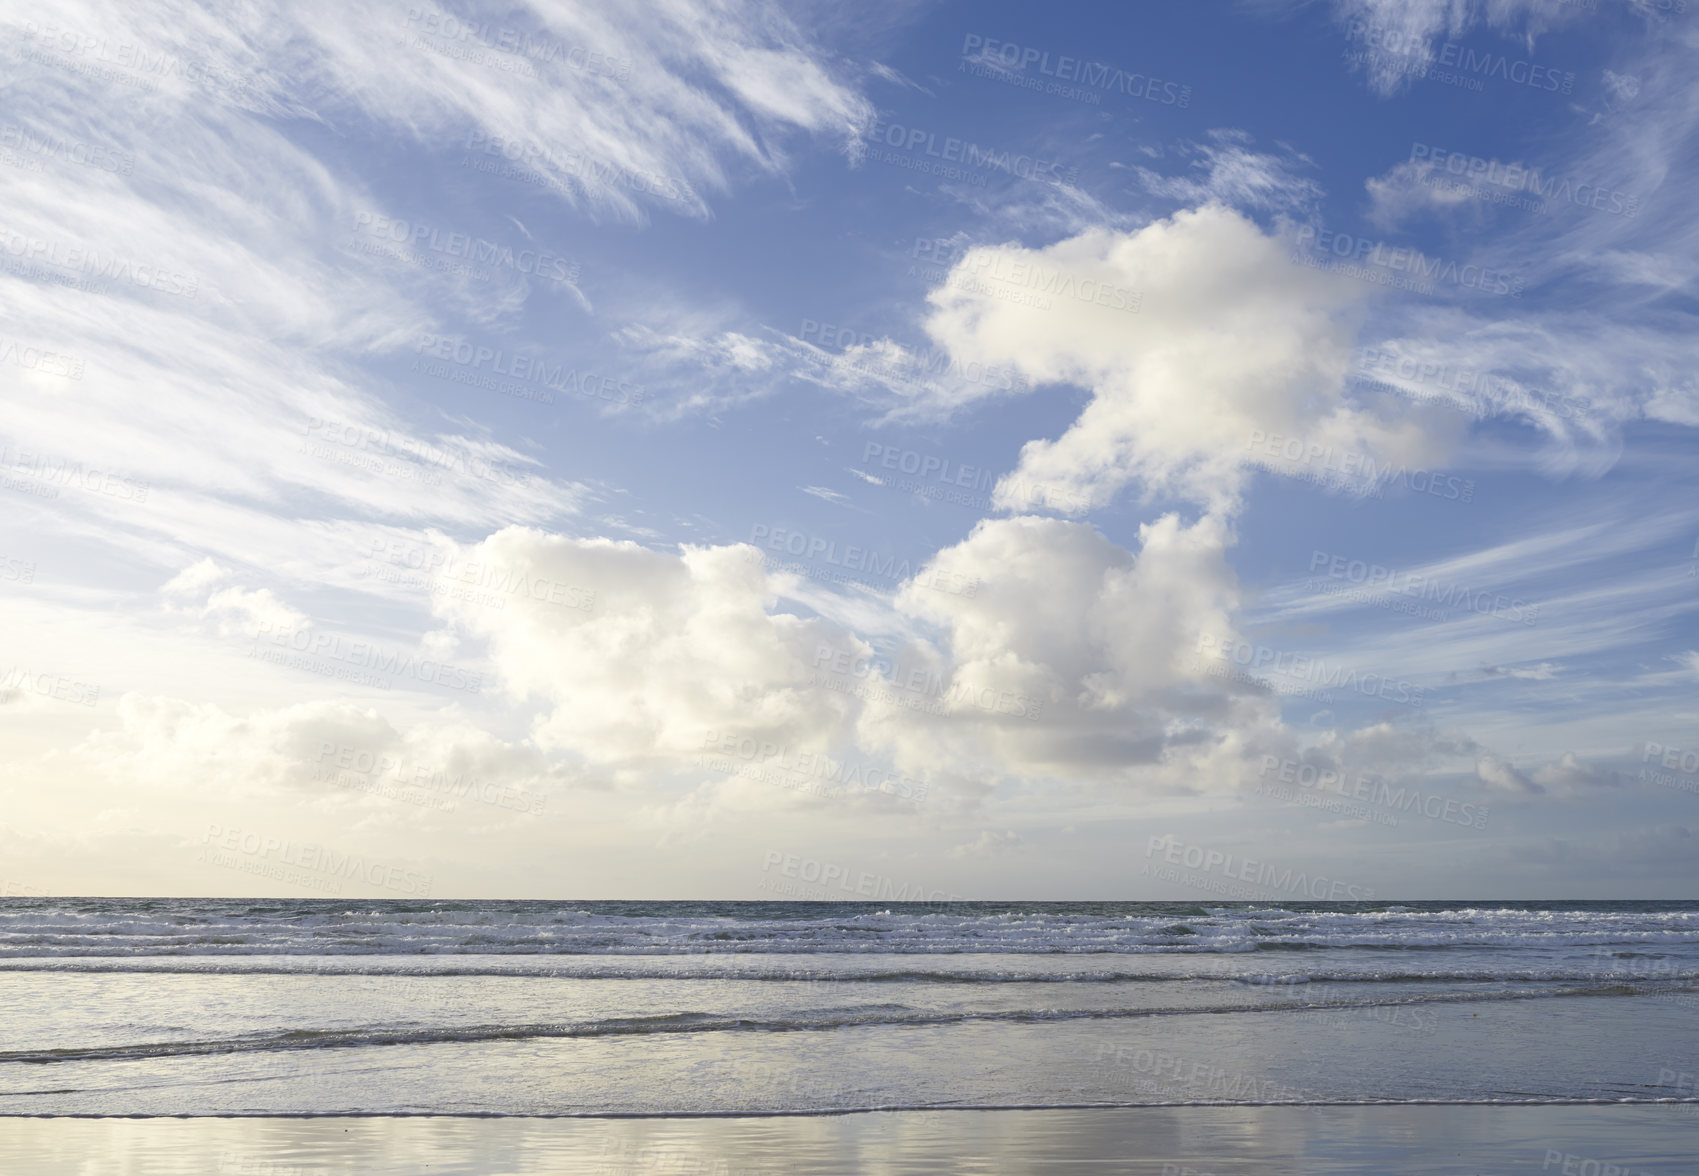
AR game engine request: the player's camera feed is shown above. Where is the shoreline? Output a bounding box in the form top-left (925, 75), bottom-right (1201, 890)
top-left (8, 1096), bottom-right (1699, 1117)
top-left (3, 1106), bottom-right (1694, 1174)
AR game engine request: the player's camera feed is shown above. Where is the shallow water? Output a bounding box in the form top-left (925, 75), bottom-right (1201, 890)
top-left (2, 899), bottom-right (1696, 1115)
top-left (3, 1107), bottom-right (1696, 1175)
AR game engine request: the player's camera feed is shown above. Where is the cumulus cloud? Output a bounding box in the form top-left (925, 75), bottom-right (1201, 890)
top-left (160, 559), bottom-right (311, 638)
top-left (430, 527), bottom-right (864, 774)
top-left (920, 204), bottom-right (1444, 512)
top-left (415, 515), bottom-right (1282, 798)
top-left (865, 513), bottom-right (1280, 788)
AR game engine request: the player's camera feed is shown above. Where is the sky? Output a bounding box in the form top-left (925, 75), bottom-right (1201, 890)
top-left (1, 0), bottom-right (1696, 900)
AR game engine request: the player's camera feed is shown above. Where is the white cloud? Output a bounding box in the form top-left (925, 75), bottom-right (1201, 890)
top-left (1321, 0), bottom-right (1593, 97)
top-left (1364, 159), bottom-right (1483, 228)
top-left (73, 694), bottom-right (557, 804)
top-left (1530, 752), bottom-right (1613, 792)
top-left (161, 558), bottom-right (230, 598)
top-left (1134, 130), bottom-right (1323, 214)
top-left (1477, 754), bottom-right (1543, 793)
top-left (251, 0), bottom-right (871, 223)
top-left (800, 485), bottom-right (851, 505)
top-left (950, 830), bottom-right (1021, 859)
top-left (198, 586), bottom-right (311, 640)
top-left (411, 514), bottom-right (1291, 798)
top-left (160, 560), bottom-right (311, 638)
top-left (919, 204), bottom-right (1444, 512)
top-left (1603, 69), bottom-right (1643, 105)
top-left (612, 322), bottom-right (790, 416)
top-left (867, 512), bottom-right (1280, 788)
top-left (429, 527), bottom-right (865, 773)
top-left (1492, 662), bottom-right (1562, 680)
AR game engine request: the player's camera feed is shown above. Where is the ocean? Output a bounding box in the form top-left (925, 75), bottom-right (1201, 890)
top-left (3, 899), bottom-right (1698, 1119)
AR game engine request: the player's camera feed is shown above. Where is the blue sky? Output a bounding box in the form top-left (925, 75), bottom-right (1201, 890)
top-left (2, 0), bottom-right (1696, 899)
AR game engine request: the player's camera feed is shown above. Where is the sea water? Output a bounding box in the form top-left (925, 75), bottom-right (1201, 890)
top-left (2, 899), bottom-right (1697, 1116)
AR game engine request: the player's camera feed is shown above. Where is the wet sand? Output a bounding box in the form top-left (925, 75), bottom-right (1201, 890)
top-left (4, 1105), bottom-right (1693, 1174)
